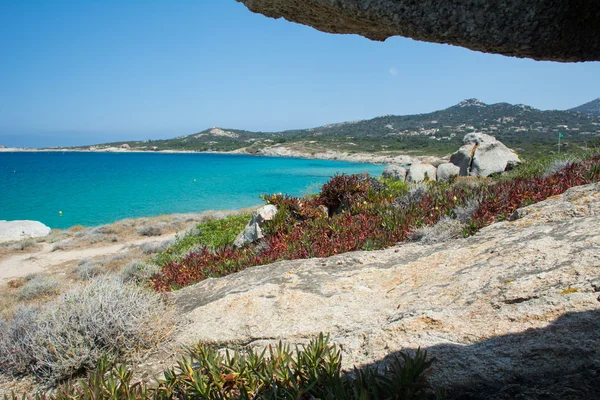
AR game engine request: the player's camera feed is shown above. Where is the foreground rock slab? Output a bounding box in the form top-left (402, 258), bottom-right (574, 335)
top-left (0, 220), bottom-right (51, 244)
top-left (174, 183), bottom-right (600, 394)
top-left (237, 0), bottom-right (600, 62)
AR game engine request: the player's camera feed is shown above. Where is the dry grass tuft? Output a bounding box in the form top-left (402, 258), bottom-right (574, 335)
top-left (18, 275), bottom-right (60, 301)
top-left (0, 276), bottom-right (172, 383)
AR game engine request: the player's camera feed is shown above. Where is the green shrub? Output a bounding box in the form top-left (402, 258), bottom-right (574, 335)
top-left (154, 214), bottom-right (250, 266)
top-left (379, 177), bottom-right (410, 198)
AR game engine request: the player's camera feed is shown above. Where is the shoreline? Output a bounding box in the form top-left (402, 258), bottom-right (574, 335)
top-left (1, 206), bottom-right (261, 245)
top-left (0, 146), bottom-right (446, 166)
top-left (0, 146), bottom-right (442, 232)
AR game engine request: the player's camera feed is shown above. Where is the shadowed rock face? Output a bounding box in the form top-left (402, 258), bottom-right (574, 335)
top-left (236, 0), bottom-right (600, 62)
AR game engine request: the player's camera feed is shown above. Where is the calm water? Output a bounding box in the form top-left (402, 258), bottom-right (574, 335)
top-left (0, 152), bottom-right (384, 229)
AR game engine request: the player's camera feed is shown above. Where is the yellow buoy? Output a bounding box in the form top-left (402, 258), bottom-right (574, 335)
top-left (59, 211), bottom-right (63, 216)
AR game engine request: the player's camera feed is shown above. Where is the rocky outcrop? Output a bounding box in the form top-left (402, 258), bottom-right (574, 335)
top-left (0, 221), bottom-right (51, 244)
top-left (236, 0), bottom-right (600, 62)
top-left (173, 182), bottom-right (600, 395)
top-left (406, 162), bottom-right (437, 183)
top-left (450, 133), bottom-right (520, 177)
top-left (233, 205), bottom-right (278, 247)
top-left (436, 163), bottom-right (460, 182)
top-left (252, 146), bottom-right (420, 166)
top-left (381, 165), bottom-right (407, 181)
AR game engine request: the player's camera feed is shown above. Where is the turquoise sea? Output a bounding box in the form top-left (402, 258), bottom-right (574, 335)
top-left (0, 152), bottom-right (384, 229)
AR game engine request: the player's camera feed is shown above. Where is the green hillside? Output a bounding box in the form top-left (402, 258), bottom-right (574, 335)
top-left (570, 98), bottom-right (600, 116)
top-left (87, 99), bottom-right (600, 158)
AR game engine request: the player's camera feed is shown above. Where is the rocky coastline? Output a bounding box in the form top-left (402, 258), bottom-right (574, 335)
top-left (0, 145), bottom-right (444, 166)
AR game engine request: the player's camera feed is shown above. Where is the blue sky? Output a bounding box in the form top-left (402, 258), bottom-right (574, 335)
top-left (0, 0), bottom-right (598, 147)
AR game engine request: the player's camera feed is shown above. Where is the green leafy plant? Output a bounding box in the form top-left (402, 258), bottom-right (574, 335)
top-left (8, 334), bottom-right (442, 400)
top-left (154, 214), bottom-right (250, 266)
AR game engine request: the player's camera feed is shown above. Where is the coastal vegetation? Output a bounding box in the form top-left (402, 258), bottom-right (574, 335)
top-left (150, 153), bottom-right (600, 291)
top-left (153, 214), bottom-right (251, 267)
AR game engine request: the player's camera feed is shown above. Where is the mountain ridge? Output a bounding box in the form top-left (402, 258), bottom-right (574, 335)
top-left (569, 98), bottom-right (600, 116)
top-left (82, 98), bottom-right (600, 158)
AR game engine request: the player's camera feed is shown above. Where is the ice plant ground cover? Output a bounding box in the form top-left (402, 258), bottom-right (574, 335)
top-left (151, 155), bottom-right (600, 291)
top-left (5, 334), bottom-right (442, 399)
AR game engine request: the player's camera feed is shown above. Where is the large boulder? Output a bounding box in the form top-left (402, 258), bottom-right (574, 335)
top-left (233, 205), bottom-right (278, 248)
top-left (381, 165), bottom-right (407, 182)
top-left (436, 163), bottom-right (460, 182)
top-left (406, 162), bottom-right (437, 183)
top-left (450, 133), bottom-right (521, 178)
top-left (0, 220), bottom-right (51, 243)
top-left (236, 0), bottom-right (600, 62)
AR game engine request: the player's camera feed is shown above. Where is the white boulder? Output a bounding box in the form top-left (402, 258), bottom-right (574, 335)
top-left (381, 165), bottom-right (407, 182)
top-left (450, 133), bottom-right (520, 177)
top-left (436, 163), bottom-right (460, 182)
top-left (407, 162), bottom-right (437, 183)
top-left (0, 220), bottom-right (51, 243)
top-left (233, 205), bottom-right (278, 248)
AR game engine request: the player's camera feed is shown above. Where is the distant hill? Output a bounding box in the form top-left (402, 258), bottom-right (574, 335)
top-left (570, 98), bottom-right (600, 116)
top-left (85, 99), bottom-right (600, 158)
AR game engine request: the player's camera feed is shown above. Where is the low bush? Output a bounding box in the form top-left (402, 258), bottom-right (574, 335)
top-left (106, 253), bottom-right (127, 262)
top-left (411, 217), bottom-right (465, 244)
top-left (18, 275), bottom-right (60, 301)
top-left (87, 233), bottom-right (106, 244)
top-left (51, 240), bottom-right (72, 252)
top-left (120, 260), bottom-right (161, 285)
top-left (9, 239), bottom-right (37, 251)
top-left (23, 273), bottom-right (38, 282)
top-left (91, 225), bottom-right (116, 235)
top-left (542, 156), bottom-right (581, 178)
top-left (136, 224), bottom-right (163, 237)
top-left (452, 198), bottom-right (481, 224)
top-left (75, 259), bottom-right (104, 280)
top-left (6, 278), bottom-right (25, 289)
top-left (140, 238), bottom-right (174, 255)
top-left (8, 334), bottom-right (442, 399)
top-left (0, 276), bottom-right (171, 383)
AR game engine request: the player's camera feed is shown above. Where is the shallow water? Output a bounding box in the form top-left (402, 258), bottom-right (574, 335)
top-left (0, 152), bottom-right (384, 229)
